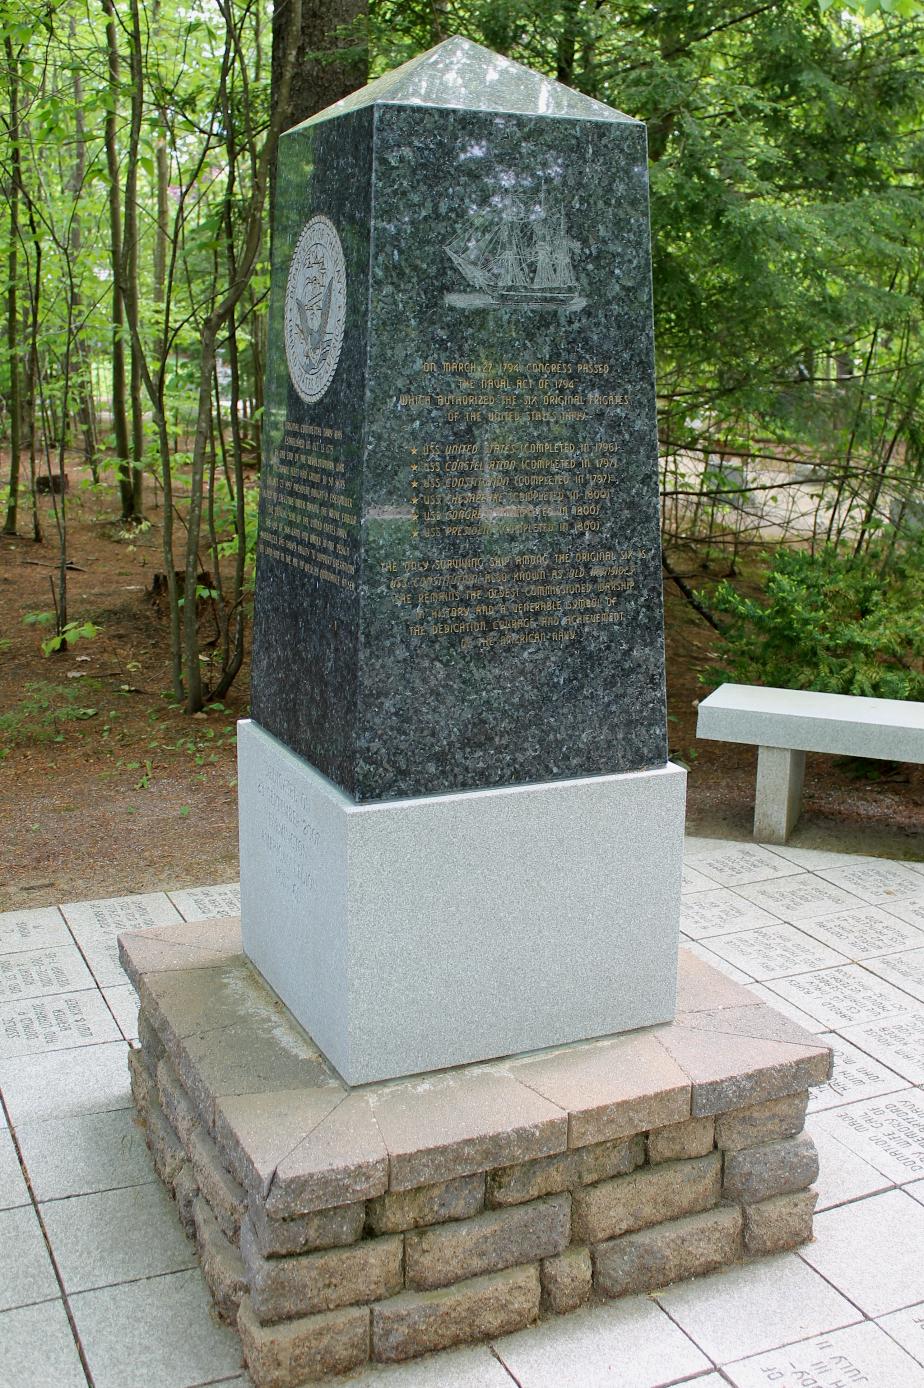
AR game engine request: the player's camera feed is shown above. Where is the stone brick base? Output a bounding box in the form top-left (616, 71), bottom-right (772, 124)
top-left (120, 918), bottom-right (831, 1386)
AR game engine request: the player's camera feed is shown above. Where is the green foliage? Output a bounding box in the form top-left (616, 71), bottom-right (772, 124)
top-left (707, 546), bottom-right (924, 699)
top-left (41, 620), bottom-right (102, 656)
top-left (0, 679), bottom-right (103, 758)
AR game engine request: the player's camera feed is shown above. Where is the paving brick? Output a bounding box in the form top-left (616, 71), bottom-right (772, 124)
top-left (172, 1161), bottom-right (199, 1238)
top-left (723, 1133), bottom-right (819, 1204)
top-left (487, 1151), bottom-right (579, 1207)
top-left (572, 1152), bottom-right (721, 1243)
top-left (744, 1188), bottom-right (818, 1256)
top-left (656, 1025), bottom-right (831, 1116)
top-left (371, 1265), bottom-right (540, 1362)
top-left (248, 1196), bottom-right (365, 1257)
top-left (137, 1010), bottom-right (165, 1066)
top-left (578, 1134), bottom-right (646, 1185)
top-left (510, 1032), bottom-right (690, 1148)
top-left (156, 1056), bottom-right (199, 1152)
top-left (405, 1193), bottom-right (570, 1291)
top-left (267, 1094), bottom-right (388, 1217)
top-left (127, 1045), bottom-right (156, 1123)
top-left (145, 1096), bottom-right (187, 1186)
top-left (189, 1127), bottom-right (248, 1241)
top-left (371, 1071), bottom-right (567, 1191)
top-left (367, 1173), bottom-right (485, 1233)
top-left (593, 1205), bottom-right (743, 1297)
top-left (194, 1196), bottom-right (247, 1321)
top-left (540, 1246), bottom-right (592, 1314)
top-left (214, 1088), bottom-right (345, 1201)
top-left (715, 1092), bottom-right (808, 1152)
top-left (648, 1115), bottom-right (715, 1164)
top-left (238, 1294), bottom-right (368, 1387)
top-left (241, 1217), bottom-right (403, 1322)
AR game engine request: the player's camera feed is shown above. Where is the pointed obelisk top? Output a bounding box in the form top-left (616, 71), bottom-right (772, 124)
top-left (289, 34), bottom-right (636, 132)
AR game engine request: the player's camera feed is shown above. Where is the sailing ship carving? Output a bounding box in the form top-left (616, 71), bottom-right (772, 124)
top-left (444, 191), bottom-right (586, 312)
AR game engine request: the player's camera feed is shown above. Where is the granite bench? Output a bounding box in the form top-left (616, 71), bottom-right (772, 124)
top-left (696, 682), bottom-right (924, 843)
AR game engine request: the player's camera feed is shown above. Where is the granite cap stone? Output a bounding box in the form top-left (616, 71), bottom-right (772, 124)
top-left (268, 1094), bottom-right (389, 1216)
top-left (118, 915), bottom-right (243, 989)
top-left (293, 35), bottom-right (636, 130)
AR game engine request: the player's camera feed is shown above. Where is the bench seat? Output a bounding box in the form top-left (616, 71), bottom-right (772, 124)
top-left (696, 683), bottom-right (924, 842)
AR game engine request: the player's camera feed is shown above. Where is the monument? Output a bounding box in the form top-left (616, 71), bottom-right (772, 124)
top-left (240, 33), bottom-right (685, 1085)
top-left (120, 39), bottom-right (830, 1386)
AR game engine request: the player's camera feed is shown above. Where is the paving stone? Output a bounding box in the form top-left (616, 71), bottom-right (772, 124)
top-left (509, 1031), bottom-right (688, 1149)
top-left (593, 1204), bottom-right (743, 1297)
top-left (249, 1195), bottom-right (366, 1256)
top-left (138, 1009), bottom-right (165, 1064)
top-left (371, 1264), bottom-right (540, 1363)
top-left (348, 1344), bottom-right (516, 1386)
top-left (655, 1251), bottom-right (859, 1363)
top-left (128, 1044), bottom-right (156, 1123)
top-left (765, 964), bottom-right (922, 1029)
top-left (705, 925), bottom-right (848, 982)
top-left (572, 1152), bottom-right (721, 1243)
top-left (818, 860), bottom-right (924, 905)
top-left (0, 1204), bottom-right (59, 1310)
top-left (168, 883), bottom-right (241, 922)
top-left (146, 1095), bottom-right (188, 1186)
top-left (268, 1093), bottom-right (389, 1216)
top-left (754, 845), bottom-right (854, 870)
top-left (0, 1039), bottom-right (131, 1123)
top-left (193, 1195), bottom-right (247, 1321)
top-left (372, 1069), bottom-right (567, 1191)
top-left (726, 1320), bottom-right (924, 1388)
top-left (540, 1245), bottom-right (591, 1314)
top-left (238, 1294), bottom-right (369, 1386)
top-left (189, 1126), bottom-right (247, 1240)
top-left (0, 989), bottom-right (120, 1058)
top-left (811, 1089), bottom-right (924, 1182)
top-left (102, 983), bottom-right (139, 1041)
top-left (682, 941), bottom-right (752, 983)
top-left (675, 948), bottom-right (761, 1011)
top-left (682, 842), bottom-right (801, 888)
top-left (0, 1128), bottom-right (30, 1209)
top-left (715, 1092), bottom-right (808, 1152)
top-left (214, 1088), bottom-right (349, 1204)
top-left (797, 905), bottom-right (924, 959)
top-left (577, 1132), bottom-right (647, 1184)
top-left (745, 983), bottom-right (825, 1034)
top-left (807, 1033), bottom-right (908, 1112)
top-left (485, 1149), bottom-right (578, 1206)
top-left (647, 1116), bottom-right (715, 1165)
top-left (679, 888), bottom-right (782, 940)
top-left (655, 1023), bottom-right (830, 1116)
top-left (119, 917), bottom-right (244, 987)
top-left (0, 906), bottom-right (69, 955)
top-left (743, 1188), bottom-right (817, 1256)
top-left (494, 1294), bottom-right (711, 1388)
top-left (15, 1106), bottom-right (154, 1201)
top-left (70, 1267), bottom-right (243, 1388)
top-left (882, 894), bottom-right (924, 930)
top-left (676, 1001), bottom-right (826, 1048)
top-left (405, 1193), bottom-right (570, 1291)
top-left (802, 1189), bottom-right (924, 1316)
top-left (734, 874), bottom-right (865, 922)
top-left (0, 1299), bottom-right (87, 1387)
top-left (806, 1116), bottom-right (894, 1211)
top-left (369, 1172), bottom-right (485, 1231)
top-left (41, 1180), bottom-right (196, 1292)
top-left (877, 1302), bottom-right (924, 1370)
top-left (241, 1217), bottom-right (403, 1322)
top-left (723, 1133), bottom-right (818, 1203)
top-left (864, 948), bottom-right (924, 1006)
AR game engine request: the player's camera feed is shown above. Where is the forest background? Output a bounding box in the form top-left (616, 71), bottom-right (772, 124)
top-left (2, 0), bottom-right (924, 906)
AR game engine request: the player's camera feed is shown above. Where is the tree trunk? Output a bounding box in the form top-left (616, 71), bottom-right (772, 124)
top-left (3, 38), bottom-right (21, 537)
top-left (101, 0), bottom-right (134, 522)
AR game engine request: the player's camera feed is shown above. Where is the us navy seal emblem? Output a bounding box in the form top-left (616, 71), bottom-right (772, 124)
top-left (284, 215), bottom-right (347, 404)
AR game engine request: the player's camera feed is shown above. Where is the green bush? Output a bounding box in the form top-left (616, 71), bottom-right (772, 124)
top-left (706, 545), bottom-right (924, 700)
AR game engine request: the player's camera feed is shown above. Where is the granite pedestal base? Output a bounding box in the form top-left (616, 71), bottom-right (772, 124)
top-left (238, 718), bottom-right (686, 1085)
top-left (119, 919), bottom-right (832, 1387)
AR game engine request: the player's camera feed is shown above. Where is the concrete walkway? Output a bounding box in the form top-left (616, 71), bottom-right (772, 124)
top-left (2, 839), bottom-right (924, 1387)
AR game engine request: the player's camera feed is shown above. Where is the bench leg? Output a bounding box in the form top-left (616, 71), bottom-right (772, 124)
top-left (754, 746), bottom-right (805, 844)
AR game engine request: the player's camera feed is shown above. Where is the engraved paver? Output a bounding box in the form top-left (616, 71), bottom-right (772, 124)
top-left (61, 893), bottom-right (183, 987)
top-left (864, 948), bottom-right (924, 1005)
top-left (682, 843), bottom-right (802, 888)
top-left (681, 864), bottom-right (717, 895)
top-left (704, 924), bottom-right (848, 981)
top-left (0, 908), bottom-right (68, 956)
top-left (796, 905), bottom-right (924, 959)
top-left (802, 1189), bottom-right (924, 1317)
top-left (807, 1033), bottom-right (908, 1112)
top-left (0, 990), bottom-right (120, 1059)
top-left (840, 1011), bottom-right (924, 1084)
top-left (0, 945), bottom-right (95, 1002)
top-left (818, 860), bottom-right (924, 905)
top-left (726, 1321), bottom-right (924, 1388)
top-left (168, 883), bottom-right (241, 922)
top-left (765, 964), bottom-right (923, 1029)
top-left (679, 889), bottom-right (782, 940)
top-left (879, 1302), bottom-right (924, 1369)
top-left (734, 875), bottom-right (865, 922)
top-left (812, 1090), bottom-right (924, 1182)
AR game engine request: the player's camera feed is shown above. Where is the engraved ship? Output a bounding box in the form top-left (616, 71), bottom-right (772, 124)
top-left (444, 190), bottom-right (585, 311)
